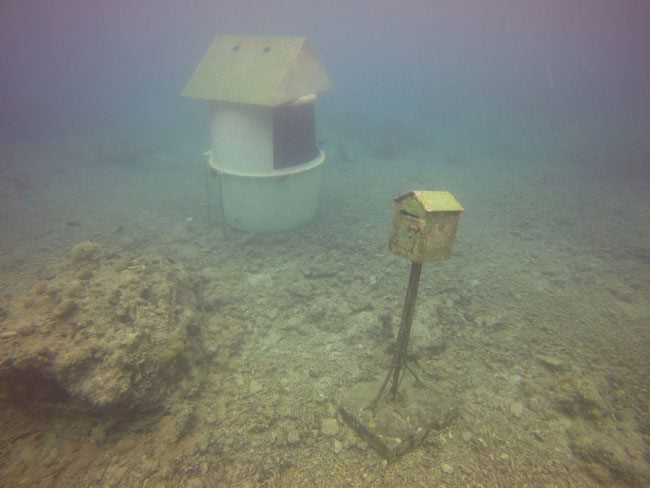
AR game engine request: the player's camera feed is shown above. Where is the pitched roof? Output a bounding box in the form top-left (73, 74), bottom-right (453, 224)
top-left (182, 35), bottom-right (332, 106)
top-left (394, 191), bottom-right (464, 213)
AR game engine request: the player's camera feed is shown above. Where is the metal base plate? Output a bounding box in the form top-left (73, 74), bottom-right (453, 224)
top-left (337, 375), bottom-right (457, 461)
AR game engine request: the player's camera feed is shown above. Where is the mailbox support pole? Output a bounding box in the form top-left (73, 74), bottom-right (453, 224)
top-left (373, 261), bottom-right (423, 408)
top-left (390, 261), bottom-right (422, 398)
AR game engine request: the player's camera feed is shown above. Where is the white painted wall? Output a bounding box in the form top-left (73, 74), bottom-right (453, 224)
top-left (209, 102), bottom-right (273, 175)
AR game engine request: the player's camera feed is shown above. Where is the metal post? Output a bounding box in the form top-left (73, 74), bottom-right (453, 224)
top-left (204, 159), bottom-right (215, 226)
top-left (372, 261), bottom-right (423, 408)
top-left (215, 169), bottom-right (229, 237)
top-left (389, 261), bottom-right (422, 398)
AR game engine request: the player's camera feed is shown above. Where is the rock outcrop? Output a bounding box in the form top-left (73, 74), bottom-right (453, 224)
top-left (0, 242), bottom-right (206, 414)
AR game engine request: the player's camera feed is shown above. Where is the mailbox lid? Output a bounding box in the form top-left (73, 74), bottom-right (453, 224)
top-left (395, 191), bottom-right (464, 213)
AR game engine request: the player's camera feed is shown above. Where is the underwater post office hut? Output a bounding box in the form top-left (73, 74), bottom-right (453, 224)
top-left (182, 35), bottom-right (333, 233)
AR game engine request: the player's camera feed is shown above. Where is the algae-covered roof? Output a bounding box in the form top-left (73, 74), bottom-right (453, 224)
top-left (182, 35), bottom-right (332, 106)
top-left (394, 191), bottom-right (464, 214)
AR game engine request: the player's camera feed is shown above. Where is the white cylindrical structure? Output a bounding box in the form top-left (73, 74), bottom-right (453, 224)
top-left (212, 152), bottom-right (324, 233)
top-left (208, 100), bottom-right (324, 233)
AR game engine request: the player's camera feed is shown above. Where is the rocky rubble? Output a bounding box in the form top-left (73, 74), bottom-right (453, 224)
top-left (0, 241), bottom-right (207, 414)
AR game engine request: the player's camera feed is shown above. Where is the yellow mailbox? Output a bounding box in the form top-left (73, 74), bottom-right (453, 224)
top-left (389, 191), bottom-right (463, 262)
top-left (342, 190), bottom-right (465, 459)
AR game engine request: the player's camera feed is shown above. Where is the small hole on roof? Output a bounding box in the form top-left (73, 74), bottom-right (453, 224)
top-left (263, 46), bottom-right (271, 53)
top-left (232, 45), bottom-right (239, 52)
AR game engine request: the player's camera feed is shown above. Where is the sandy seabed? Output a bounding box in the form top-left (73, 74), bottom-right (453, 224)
top-left (0, 117), bottom-right (649, 487)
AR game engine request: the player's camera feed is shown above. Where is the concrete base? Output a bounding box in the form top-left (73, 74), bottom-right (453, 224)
top-left (337, 374), bottom-right (457, 461)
